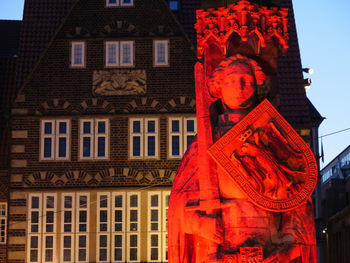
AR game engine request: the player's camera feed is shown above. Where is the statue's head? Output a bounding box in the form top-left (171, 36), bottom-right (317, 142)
top-left (207, 54), bottom-right (268, 109)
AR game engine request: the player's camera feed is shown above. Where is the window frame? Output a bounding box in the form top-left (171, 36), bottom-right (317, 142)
top-left (129, 118), bottom-right (159, 159)
top-left (79, 119), bottom-right (110, 160)
top-left (148, 192), bottom-right (161, 262)
top-left (42, 193), bottom-right (57, 263)
top-left (162, 191), bottom-right (170, 262)
top-left (0, 203), bottom-right (7, 245)
top-left (106, 0), bottom-right (133, 7)
top-left (75, 193), bottom-right (90, 263)
top-left (168, 116), bottom-right (196, 158)
top-left (127, 192), bottom-right (140, 262)
top-left (71, 41), bottom-right (86, 68)
top-left (40, 120), bottom-right (70, 161)
top-left (153, 40), bottom-right (169, 66)
top-left (119, 41), bottom-right (134, 67)
top-left (61, 193), bottom-right (75, 263)
top-left (28, 194), bottom-right (42, 263)
top-left (112, 193), bottom-right (126, 262)
top-left (97, 193), bottom-right (111, 263)
top-left (105, 41), bottom-right (119, 67)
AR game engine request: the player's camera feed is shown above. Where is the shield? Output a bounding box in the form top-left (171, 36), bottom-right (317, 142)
top-left (208, 99), bottom-right (317, 212)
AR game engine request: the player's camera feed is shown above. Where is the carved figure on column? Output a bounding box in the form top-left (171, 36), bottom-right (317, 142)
top-left (168, 54), bottom-right (317, 263)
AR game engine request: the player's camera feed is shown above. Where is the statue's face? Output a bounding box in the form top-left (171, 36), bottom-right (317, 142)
top-left (221, 63), bottom-right (256, 109)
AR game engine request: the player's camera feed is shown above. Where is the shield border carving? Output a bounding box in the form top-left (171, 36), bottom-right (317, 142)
top-left (208, 99), bottom-right (317, 212)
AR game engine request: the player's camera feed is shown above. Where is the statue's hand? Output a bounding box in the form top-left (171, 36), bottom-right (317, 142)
top-left (198, 215), bottom-right (223, 244)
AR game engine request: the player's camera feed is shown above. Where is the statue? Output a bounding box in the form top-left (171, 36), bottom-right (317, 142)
top-left (168, 55), bottom-right (317, 263)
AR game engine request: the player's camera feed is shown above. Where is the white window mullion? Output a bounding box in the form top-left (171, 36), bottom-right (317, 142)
top-left (95, 119), bottom-right (109, 159)
top-left (43, 193), bottom-right (57, 263)
top-left (130, 119), bottom-right (143, 158)
top-left (183, 117), bottom-right (197, 152)
top-left (154, 40), bottom-right (169, 66)
top-left (76, 193), bottom-right (89, 263)
top-left (105, 41), bottom-right (119, 67)
top-left (120, 41), bottom-right (134, 67)
top-left (112, 193), bottom-right (126, 262)
top-left (162, 191), bottom-right (170, 262)
top-left (28, 194), bottom-right (42, 263)
top-left (97, 193), bottom-right (111, 263)
top-left (169, 118), bottom-right (182, 158)
top-left (145, 119), bottom-right (158, 158)
top-left (80, 120), bottom-right (94, 159)
top-left (41, 120), bottom-right (55, 160)
top-left (71, 42), bottom-right (85, 67)
top-left (0, 203), bottom-right (7, 244)
top-left (56, 120), bottom-right (70, 160)
top-left (127, 192), bottom-right (140, 262)
top-left (148, 192), bottom-right (161, 262)
top-left (61, 193), bottom-right (75, 263)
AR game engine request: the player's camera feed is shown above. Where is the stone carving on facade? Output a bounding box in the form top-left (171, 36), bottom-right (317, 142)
top-left (92, 69), bottom-right (146, 96)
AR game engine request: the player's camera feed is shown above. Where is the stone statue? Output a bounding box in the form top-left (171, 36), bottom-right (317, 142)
top-left (168, 55), bottom-right (317, 263)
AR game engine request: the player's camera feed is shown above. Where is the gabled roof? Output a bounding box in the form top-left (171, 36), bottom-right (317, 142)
top-left (0, 20), bottom-right (21, 58)
top-left (17, 0), bottom-right (75, 87)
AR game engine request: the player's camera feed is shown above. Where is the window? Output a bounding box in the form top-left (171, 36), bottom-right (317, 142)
top-left (96, 192), bottom-right (140, 262)
top-left (76, 193), bottom-right (89, 262)
top-left (27, 194), bottom-right (57, 263)
top-left (168, 0), bottom-right (179, 11)
top-left (112, 193), bottom-right (126, 262)
top-left (0, 203), bottom-right (7, 244)
top-left (105, 41), bottom-right (134, 67)
top-left (147, 192), bottom-right (170, 262)
top-left (41, 120), bottom-right (70, 160)
top-left (28, 193), bottom-right (89, 263)
top-left (71, 42), bottom-right (85, 67)
top-left (97, 193), bottom-right (111, 262)
top-left (168, 117), bottom-right (196, 158)
top-left (127, 193), bottom-right (140, 262)
top-left (154, 40), bottom-right (169, 66)
top-left (106, 0), bottom-right (133, 7)
top-left (130, 118), bottom-right (159, 159)
top-left (61, 194), bottom-right (75, 263)
top-left (80, 119), bottom-right (109, 160)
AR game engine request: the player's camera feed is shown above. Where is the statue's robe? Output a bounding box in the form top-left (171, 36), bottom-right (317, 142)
top-left (168, 126), bottom-right (317, 263)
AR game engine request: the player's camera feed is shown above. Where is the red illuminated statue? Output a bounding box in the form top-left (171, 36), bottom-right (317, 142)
top-left (168, 55), bottom-right (317, 263)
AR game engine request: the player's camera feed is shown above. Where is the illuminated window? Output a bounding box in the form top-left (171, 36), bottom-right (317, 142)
top-left (147, 192), bottom-right (170, 262)
top-left (80, 119), bottom-right (109, 160)
top-left (40, 120), bottom-right (70, 160)
top-left (106, 0), bottom-right (133, 7)
top-left (97, 193), bottom-right (111, 262)
top-left (43, 194), bottom-right (57, 263)
top-left (168, 117), bottom-right (196, 158)
top-left (71, 42), bottom-right (85, 67)
top-left (112, 193), bottom-right (126, 262)
top-left (0, 203), bottom-right (7, 244)
top-left (76, 193), bottom-right (89, 262)
top-left (130, 118), bottom-right (159, 159)
top-left (127, 193), bottom-right (140, 262)
top-left (61, 194), bottom-right (74, 262)
top-left (154, 40), bottom-right (169, 66)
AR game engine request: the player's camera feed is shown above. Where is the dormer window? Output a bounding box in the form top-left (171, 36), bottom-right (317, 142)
top-left (106, 0), bottom-right (133, 7)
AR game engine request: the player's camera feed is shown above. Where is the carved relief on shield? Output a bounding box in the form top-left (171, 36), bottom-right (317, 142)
top-left (208, 99), bottom-right (317, 212)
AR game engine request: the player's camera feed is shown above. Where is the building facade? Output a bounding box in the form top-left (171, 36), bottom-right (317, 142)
top-left (1, 0), bottom-right (323, 263)
top-left (319, 145), bottom-right (350, 263)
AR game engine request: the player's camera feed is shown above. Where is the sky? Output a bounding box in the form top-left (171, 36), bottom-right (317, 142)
top-left (0, 0), bottom-right (349, 168)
